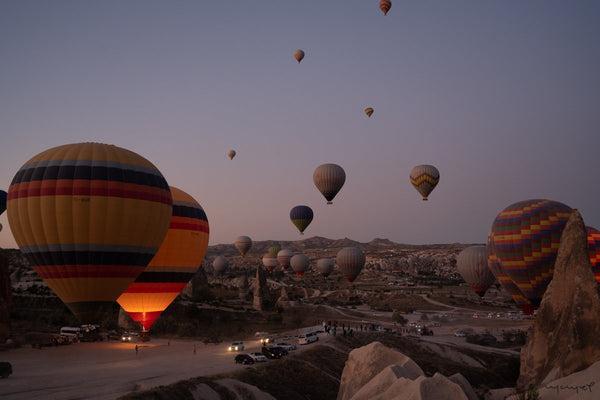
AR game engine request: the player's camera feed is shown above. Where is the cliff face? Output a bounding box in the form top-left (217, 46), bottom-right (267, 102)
top-left (518, 210), bottom-right (600, 388)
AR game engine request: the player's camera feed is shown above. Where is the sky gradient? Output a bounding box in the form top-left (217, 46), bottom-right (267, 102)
top-left (1, 1), bottom-right (599, 248)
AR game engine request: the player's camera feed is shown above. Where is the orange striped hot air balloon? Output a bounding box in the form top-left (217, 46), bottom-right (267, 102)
top-left (409, 164), bottom-right (440, 200)
top-left (488, 199), bottom-right (572, 310)
top-left (234, 236), bottom-right (252, 257)
top-left (117, 186), bottom-right (209, 331)
top-left (379, 0), bottom-right (392, 15)
top-left (7, 142), bottom-right (172, 323)
top-left (586, 226), bottom-right (600, 284)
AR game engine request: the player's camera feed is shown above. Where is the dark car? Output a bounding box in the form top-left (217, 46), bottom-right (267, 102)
top-left (262, 346), bottom-right (287, 359)
top-left (234, 354), bottom-right (254, 365)
top-left (1, 362), bottom-right (12, 378)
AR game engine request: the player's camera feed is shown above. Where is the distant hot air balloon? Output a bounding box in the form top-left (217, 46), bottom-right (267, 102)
top-left (290, 205), bottom-right (313, 235)
top-left (489, 199), bottom-right (572, 309)
top-left (277, 249), bottom-right (294, 271)
top-left (317, 258), bottom-right (334, 278)
top-left (117, 186), bottom-right (209, 331)
top-left (313, 163), bottom-right (346, 204)
top-left (7, 142), bottom-right (172, 323)
top-left (586, 226), bottom-right (600, 284)
top-left (379, 0), bottom-right (392, 15)
top-left (294, 49), bottom-right (305, 63)
top-left (364, 107), bottom-right (374, 118)
top-left (227, 150), bottom-right (236, 160)
top-left (336, 247), bottom-right (365, 283)
top-left (213, 255), bottom-right (229, 276)
top-left (409, 164), bottom-right (439, 200)
top-left (456, 246), bottom-right (496, 297)
top-left (290, 254), bottom-right (310, 278)
top-left (235, 236), bottom-right (252, 257)
top-left (268, 245), bottom-right (282, 256)
top-left (0, 190), bottom-right (6, 215)
top-left (262, 253), bottom-right (279, 273)
top-left (487, 234), bottom-right (534, 315)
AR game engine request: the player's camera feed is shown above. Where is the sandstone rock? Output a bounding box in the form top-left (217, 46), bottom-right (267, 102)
top-left (215, 378), bottom-right (277, 400)
top-left (190, 383), bottom-right (220, 400)
top-left (449, 373), bottom-right (478, 400)
top-left (337, 341), bottom-right (424, 400)
top-left (349, 365), bottom-right (420, 400)
top-left (356, 372), bottom-right (468, 400)
top-left (275, 286), bottom-right (290, 309)
top-left (118, 307), bottom-right (138, 330)
top-left (253, 265), bottom-right (267, 311)
top-left (518, 210), bottom-right (600, 388)
top-left (239, 275), bottom-right (249, 300)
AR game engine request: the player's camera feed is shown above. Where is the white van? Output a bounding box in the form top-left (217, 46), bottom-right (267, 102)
top-left (298, 331), bottom-right (318, 345)
top-left (60, 327), bottom-right (81, 340)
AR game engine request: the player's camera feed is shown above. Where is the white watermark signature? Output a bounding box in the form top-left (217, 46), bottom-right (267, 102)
top-left (544, 381), bottom-right (595, 395)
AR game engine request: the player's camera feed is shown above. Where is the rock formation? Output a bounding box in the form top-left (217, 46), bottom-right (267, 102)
top-left (518, 210), bottom-right (600, 388)
top-left (337, 341), bottom-right (474, 400)
top-left (0, 248), bottom-right (12, 342)
top-left (239, 275), bottom-right (249, 300)
top-left (275, 286), bottom-right (290, 309)
top-left (253, 264), bottom-right (268, 311)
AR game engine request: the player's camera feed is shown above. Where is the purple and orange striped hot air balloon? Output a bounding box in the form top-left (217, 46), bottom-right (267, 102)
top-left (379, 0), bottom-right (392, 16)
top-left (7, 142), bottom-right (172, 323)
top-left (117, 186), bottom-right (209, 331)
top-left (488, 199), bottom-right (572, 309)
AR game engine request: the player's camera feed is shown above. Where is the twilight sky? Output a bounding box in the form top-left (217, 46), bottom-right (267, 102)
top-left (1, 1), bottom-right (599, 248)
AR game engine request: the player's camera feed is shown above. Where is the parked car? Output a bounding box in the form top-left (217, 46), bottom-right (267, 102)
top-left (262, 346), bottom-right (288, 359)
top-left (259, 336), bottom-right (274, 345)
top-left (234, 354), bottom-right (254, 365)
top-left (276, 342), bottom-right (297, 351)
top-left (1, 362), bottom-right (12, 378)
top-left (121, 330), bottom-right (138, 342)
top-left (249, 352), bottom-right (267, 362)
top-left (228, 341), bottom-right (244, 351)
top-left (454, 330), bottom-right (469, 337)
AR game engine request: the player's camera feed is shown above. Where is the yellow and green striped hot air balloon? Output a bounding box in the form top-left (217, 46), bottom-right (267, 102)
top-left (409, 164), bottom-right (440, 200)
top-left (117, 186), bottom-right (209, 331)
top-left (7, 142), bottom-right (172, 323)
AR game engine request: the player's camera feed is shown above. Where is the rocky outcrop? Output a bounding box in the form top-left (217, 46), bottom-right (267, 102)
top-left (518, 210), bottom-right (600, 388)
top-left (275, 286), bottom-right (290, 309)
top-left (337, 342), bottom-right (475, 400)
top-left (239, 275), bottom-right (249, 300)
top-left (0, 248), bottom-right (12, 342)
top-left (253, 265), bottom-right (268, 311)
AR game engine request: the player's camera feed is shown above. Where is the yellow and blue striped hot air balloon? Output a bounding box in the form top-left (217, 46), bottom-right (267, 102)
top-left (117, 186), bottom-right (209, 331)
top-left (7, 142), bottom-right (172, 323)
top-left (488, 199), bottom-right (572, 309)
top-left (409, 164), bottom-right (440, 200)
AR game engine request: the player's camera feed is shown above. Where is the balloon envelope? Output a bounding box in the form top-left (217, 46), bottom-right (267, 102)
top-left (586, 226), bottom-right (600, 285)
top-left (293, 49), bottom-right (305, 63)
top-left (262, 253), bottom-right (279, 273)
top-left (7, 142), bottom-right (172, 323)
top-left (456, 246), bottom-right (496, 297)
top-left (290, 254), bottom-right (309, 278)
top-left (488, 199), bottom-right (572, 308)
top-left (290, 205), bottom-right (313, 234)
top-left (379, 0), bottom-right (392, 15)
top-left (409, 165), bottom-right (439, 200)
top-left (213, 255), bottom-right (229, 276)
top-left (313, 163), bottom-right (346, 204)
top-left (317, 258), bottom-right (334, 277)
top-left (336, 247), bottom-right (365, 283)
top-left (117, 186), bottom-right (209, 330)
top-left (277, 249), bottom-right (294, 271)
top-left (268, 245), bottom-right (281, 256)
top-left (235, 236), bottom-right (252, 256)
top-left (227, 150), bottom-right (236, 160)
top-left (364, 108), bottom-right (374, 118)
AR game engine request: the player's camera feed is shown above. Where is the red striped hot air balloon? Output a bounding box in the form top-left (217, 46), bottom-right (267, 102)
top-left (336, 247), bottom-right (365, 283)
top-left (293, 49), bottom-right (305, 63)
top-left (409, 164), bottom-right (440, 200)
top-left (487, 234), bottom-right (534, 314)
top-left (262, 253), bottom-right (279, 273)
top-left (488, 199), bottom-right (572, 309)
top-left (7, 142), bottom-right (172, 323)
top-left (456, 246), bottom-right (496, 297)
top-left (379, 1), bottom-right (392, 16)
top-left (586, 226), bottom-right (600, 284)
top-left (313, 163), bottom-right (346, 204)
top-left (117, 186), bottom-right (209, 331)
top-left (290, 254), bottom-right (310, 278)
top-left (277, 249), bottom-right (294, 271)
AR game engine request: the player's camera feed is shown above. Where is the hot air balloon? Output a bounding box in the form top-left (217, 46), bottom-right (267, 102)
top-left (488, 199), bottom-right (572, 309)
top-left (268, 245), bottom-right (282, 256)
top-left (364, 107), bottom-right (374, 118)
top-left (227, 150), bottom-right (236, 160)
top-left (235, 236), bottom-right (252, 257)
top-left (586, 226), bottom-right (600, 284)
top-left (336, 247), bottom-right (365, 283)
top-left (277, 249), bottom-right (294, 271)
top-left (313, 163), bottom-right (346, 204)
top-left (117, 186), bottom-right (209, 330)
top-left (290, 205), bottom-right (313, 235)
top-left (379, 0), bottom-right (392, 15)
top-left (290, 254), bottom-right (310, 278)
top-left (409, 165), bottom-right (439, 200)
top-left (456, 246), bottom-right (496, 297)
top-left (262, 253), bottom-right (279, 273)
top-left (7, 142), bottom-right (172, 323)
top-left (317, 258), bottom-right (334, 278)
top-left (487, 234), bottom-right (534, 315)
top-left (294, 49), bottom-right (305, 63)
top-left (0, 190), bottom-right (6, 215)
top-left (213, 255), bottom-right (229, 276)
